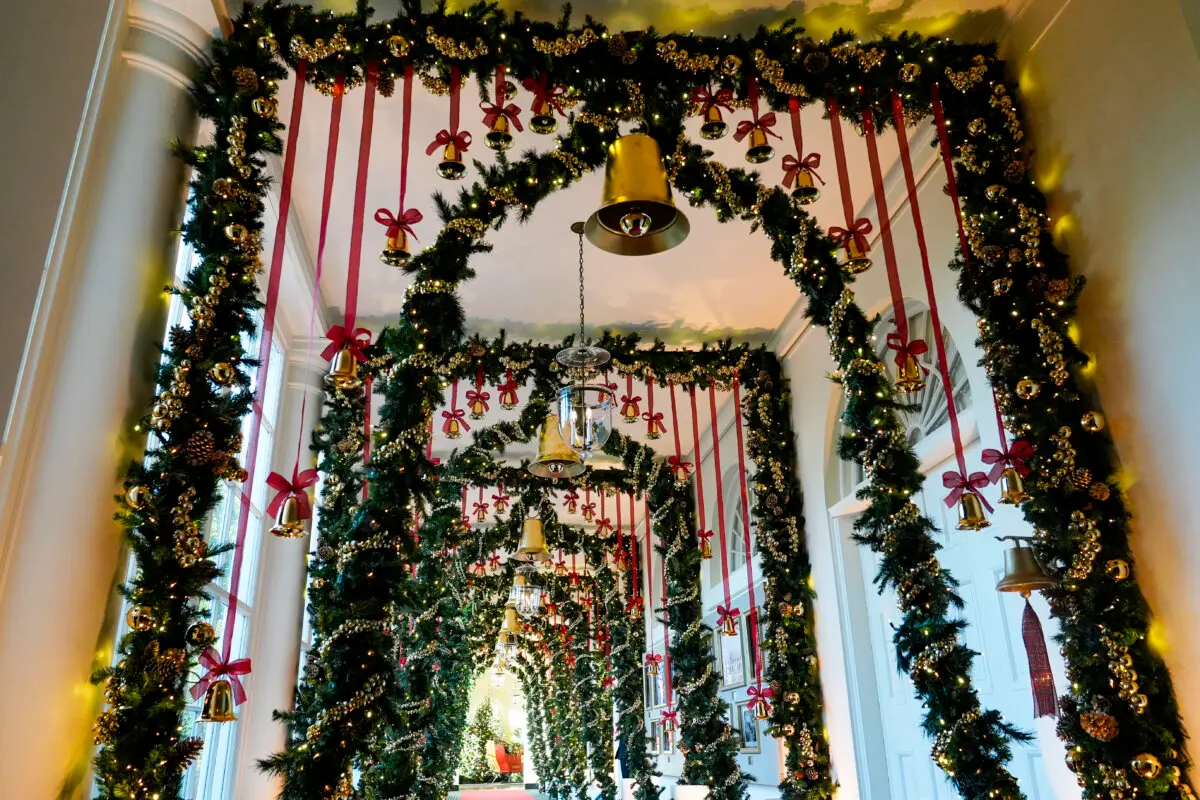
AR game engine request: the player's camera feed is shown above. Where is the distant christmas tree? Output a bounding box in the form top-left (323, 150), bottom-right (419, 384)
top-left (460, 698), bottom-right (503, 783)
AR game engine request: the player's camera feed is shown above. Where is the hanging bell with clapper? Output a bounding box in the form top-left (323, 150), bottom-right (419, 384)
top-left (995, 538), bottom-right (1057, 596)
top-left (380, 228), bottom-right (411, 267)
top-left (894, 352), bottom-right (925, 395)
top-left (700, 106), bottom-right (727, 140)
top-left (270, 494), bottom-right (306, 539)
top-left (517, 517), bottom-right (551, 561)
top-left (200, 679), bottom-right (237, 722)
top-left (485, 115), bottom-right (513, 152)
top-left (998, 467), bottom-right (1030, 505)
top-left (955, 491), bottom-right (991, 531)
top-left (325, 348), bottom-right (361, 390)
top-left (437, 141), bottom-right (466, 180)
top-left (745, 128), bottom-right (775, 164)
top-left (528, 416), bottom-right (584, 478)
top-left (585, 134), bottom-right (690, 257)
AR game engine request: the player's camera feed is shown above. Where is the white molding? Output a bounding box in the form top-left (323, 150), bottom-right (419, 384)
top-left (122, 50), bottom-right (191, 90)
top-left (129, 0), bottom-right (217, 62)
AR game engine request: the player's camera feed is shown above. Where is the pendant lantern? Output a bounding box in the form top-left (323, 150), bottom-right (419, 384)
top-left (584, 134), bottom-right (689, 256)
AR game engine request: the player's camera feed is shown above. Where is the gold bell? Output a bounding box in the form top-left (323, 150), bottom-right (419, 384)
top-left (699, 539), bottom-right (713, 560)
top-left (528, 417), bottom-right (584, 478)
top-left (500, 606), bottom-right (521, 636)
top-left (529, 100), bottom-right (558, 135)
top-left (755, 702), bottom-right (772, 721)
top-left (622, 405), bottom-right (640, 424)
top-left (517, 518), bottom-right (551, 561)
top-left (894, 352), bottom-right (926, 395)
top-left (841, 236), bottom-right (872, 274)
top-left (745, 128), bottom-right (775, 164)
top-left (485, 115), bottom-right (513, 152)
top-left (470, 397), bottom-right (487, 420)
top-left (585, 133), bottom-right (690, 256)
top-left (325, 347), bottom-right (362, 390)
top-left (437, 142), bottom-right (466, 180)
top-left (270, 494), bottom-right (306, 539)
top-left (200, 679), bottom-right (237, 722)
top-left (380, 228), bottom-right (411, 267)
top-left (955, 492), bottom-right (991, 531)
top-left (700, 106), bottom-right (727, 140)
top-left (996, 543), bottom-right (1056, 596)
top-left (998, 467), bottom-right (1030, 505)
top-left (721, 615), bottom-right (739, 637)
top-left (791, 169), bottom-right (820, 205)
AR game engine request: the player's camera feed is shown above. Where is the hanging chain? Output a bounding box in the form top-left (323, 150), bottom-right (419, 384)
top-left (577, 228), bottom-right (586, 345)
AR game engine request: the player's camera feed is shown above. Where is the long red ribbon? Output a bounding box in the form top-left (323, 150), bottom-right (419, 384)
top-left (827, 97), bottom-right (858, 232)
top-left (615, 488), bottom-right (624, 569)
top-left (362, 375), bottom-right (372, 502)
top-left (651, 499), bottom-right (672, 710)
top-left (344, 61), bottom-right (377, 332)
top-left (689, 387), bottom-right (710, 560)
top-left (629, 493), bottom-right (640, 611)
top-left (220, 63), bottom-right (307, 666)
top-left (890, 90), bottom-right (974, 499)
top-left (376, 63), bottom-right (422, 244)
top-left (642, 378), bottom-right (665, 437)
top-left (708, 385), bottom-right (734, 616)
top-left (667, 381), bottom-right (692, 478)
top-left (862, 109), bottom-right (911, 346)
top-left (733, 379), bottom-right (764, 686)
top-left (644, 498), bottom-right (655, 664)
top-left (783, 96), bottom-right (824, 189)
top-left (931, 83), bottom-right (974, 272)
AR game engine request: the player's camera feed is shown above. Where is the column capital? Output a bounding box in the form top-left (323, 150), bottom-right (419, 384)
top-left (126, 0), bottom-right (225, 88)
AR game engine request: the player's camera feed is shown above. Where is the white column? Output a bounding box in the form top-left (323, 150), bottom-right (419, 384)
top-left (235, 349), bottom-right (326, 800)
top-left (0, 8), bottom-right (207, 797)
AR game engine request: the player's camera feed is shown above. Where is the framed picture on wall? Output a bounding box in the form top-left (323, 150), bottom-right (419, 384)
top-left (660, 720), bottom-right (673, 753)
top-left (708, 629), bottom-right (721, 679)
top-left (647, 720), bottom-right (661, 754)
top-left (717, 622), bottom-right (747, 690)
top-left (734, 701), bottom-right (761, 753)
top-left (654, 665), bottom-right (667, 708)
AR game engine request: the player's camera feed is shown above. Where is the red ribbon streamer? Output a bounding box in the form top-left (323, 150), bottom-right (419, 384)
top-left (362, 375), bottom-right (373, 502)
top-left (667, 381), bottom-right (691, 477)
top-left (344, 61), bottom-right (377, 333)
top-left (376, 63), bottom-right (422, 243)
top-left (191, 647), bottom-right (252, 706)
top-left (644, 499), bottom-right (657, 666)
top-left (658, 523), bottom-right (673, 710)
top-left (522, 73), bottom-right (567, 117)
top-left (629, 493), bottom-right (640, 612)
top-left (1022, 599), bottom-right (1058, 718)
top-left (863, 108), bottom-right (912, 347)
top-left (620, 373), bottom-right (642, 420)
top-left (266, 466), bottom-right (319, 519)
top-left (321, 324), bottom-right (371, 362)
top-left (221, 62), bottom-right (309, 668)
top-left (783, 97), bottom-right (824, 189)
top-left (442, 379), bottom-right (469, 434)
top-left (689, 387), bottom-right (712, 558)
top-left (428, 66), bottom-right (470, 155)
top-left (596, 490), bottom-right (612, 537)
top-left (642, 378), bottom-right (665, 437)
top-left (481, 65), bottom-right (523, 131)
top-left (733, 379), bottom-right (765, 685)
top-left (733, 77), bottom-right (781, 142)
top-left (827, 96), bottom-right (872, 263)
top-left (942, 470), bottom-right (995, 513)
top-left (982, 439), bottom-right (1034, 483)
top-left (708, 385), bottom-right (734, 615)
top-left (615, 489), bottom-right (624, 568)
top-left (891, 90), bottom-right (974, 506)
top-left (886, 333), bottom-right (930, 371)
top-left (931, 82), bottom-right (974, 273)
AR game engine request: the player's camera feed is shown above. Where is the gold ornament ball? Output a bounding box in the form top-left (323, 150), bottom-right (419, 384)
top-left (899, 62), bottom-right (921, 82)
top-left (993, 277), bottom-right (1013, 295)
top-left (1082, 411), bottom-right (1106, 432)
top-left (1106, 559), bottom-right (1130, 580)
top-left (257, 34), bottom-right (278, 55)
top-left (186, 621), bottom-right (216, 648)
top-left (1132, 754), bottom-right (1163, 780)
top-left (126, 605), bottom-right (156, 632)
top-left (210, 362), bottom-right (236, 385)
top-left (1016, 378), bottom-right (1040, 400)
top-left (985, 184), bottom-right (1005, 201)
top-left (125, 484), bottom-right (150, 509)
top-left (224, 223), bottom-right (248, 243)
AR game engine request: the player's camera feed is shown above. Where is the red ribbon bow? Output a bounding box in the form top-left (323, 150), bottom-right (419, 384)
top-left (487, 554), bottom-right (501, 568)
top-left (522, 74), bottom-right (567, 116)
top-left (190, 647), bottom-right (252, 706)
top-left (829, 218), bottom-right (874, 253)
top-left (374, 207), bottom-right (423, 241)
top-left (620, 394), bottom-right (642, 417)
top-left (886, 332), bottom-right (930, 370)
top-left (942, 470), bottom-right (995, 513)
top-left (733, 112), bottom-right (782, 142)
top-left (266, 466), bottom-right (319, 519)
top-left (596, 517), bottom-right (614, 535)
top-left (441, 407), bottom-right (469, 434)
top-left (473, 502), bottom-right (490, 516)
top-left (480, 99), bottom-right (524, 132)
top-left (746, 683), bottom-right (774, 711)
top-left (667, 455), bottom-right (693, 476)
top-left (691, 85), bottom-right (734, 113)
top-left (602, 675), bottom-right (616, 688)
top-left (717, 604), bottom-right (741, 626)
top-left (465, 388), bottom-right (490, 412)
top-left (782, 153), bottom-right (825, 189)
top-left (564, 490), bottom-right (580, 505)
top-left (581, 502), bottom-right (597, 519)
top-left (644, 653), bottom-right (664, 668)
top-left (321, 325), bottom-right (371, 362)
top-left (492, 492), bottom-right (510, 508)
top-left (642, 411), bottom-right (666, 434)
top-left (981, 439), bottom-right (1034, 483)
top-left (661, 710), bottom-right (679, 728)
top-left (697, 529), bottom-right (714, 545)
top-left (426, 128), bottom-right (472, 156)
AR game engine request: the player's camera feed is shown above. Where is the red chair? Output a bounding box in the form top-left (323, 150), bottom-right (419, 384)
top-left (487, 741), bottom-right (523, 774)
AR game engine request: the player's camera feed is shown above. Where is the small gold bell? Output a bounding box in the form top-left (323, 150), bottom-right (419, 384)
top-left (894, 352), bottom-right (926, 394)
top-left (529, 100), bottom-right (558, 135)
top-left (380, 228), bottom-right (411, 267)
top-left (444, 416), bottom-right (463, 439)
top-left (437, 142), bottom-right (466, 180)
top-left (700, 106), bottom-right (727, 140)
top-left (955, 492), bottom-right (991, 531)
top-left (325, 348), bottom-right (362, 390)
top-left (791, 169), bottom-right (820, 205)
top-left (485, 115), bottom-right (513, 152)
top-left (270, 495), bottom-right (306, 539)
top-left (745, 128), bottom-right (775, 164)
top-left (721, 615), bottom-right (739, 637)
top-left (998, 467), bottom-right (1030, 504)
top-left (841, 236), bottom-right (872, 274)
top-left (622, 405), bottom-right (640, 423)
top-left (469, 397), bottom-right (487, 420)
top-left (648, 660), bottom-right (660, 676)
top-left (200, 679), bottom-right (237, 722)
top-left (699, 539), bottom-right (713, 560)
top-left (755, 702), bottom-right (771, 721)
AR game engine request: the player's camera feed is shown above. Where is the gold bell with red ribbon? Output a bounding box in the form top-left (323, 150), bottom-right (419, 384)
top-left (700, 106), bottom-right (728, 140)
top-left (998, 467), bottom-right (1030, 504)
top-left (437, 141), bottom-right (466, 180)
top-left (699, 537), bottom-right (713, 560)
top-left (325, 348), bottom-right (362, 390)
top-left (841, 236), bottom-right (872, 275)
top-left (622, 402), bottom-right (640, 424)
top-left (745, 128), bottom-right (775, 164)
top-left (469, 396), bottom-right (488, 420)
top-left (647, 657), bottom-right (660, 676)
top-left (721, 614), bottom-right (739, 637)
top-left (529, 99), bottom-right (557, 135)
top-left (955, 491), bottom-right (991, 531)
top-left (485, 115), bottom-right (513, 152)
top-left (380, 228), bottom-right (411, 267)
top-left (269, 494), bottom-right (306, 539)
top-left (200, 679), bottom-right (237, 723)
top-left (443, 415), bottom-right (464, 440)
top-left (894, 352), bottom-right (926, 394)
top-left (754, 700), bottom-right (772, 721)
top-left (791, 168), bottom-right (820, 205)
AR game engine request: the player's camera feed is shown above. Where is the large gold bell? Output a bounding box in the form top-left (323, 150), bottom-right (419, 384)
top-left (485, 115), bottom-right (513, 152)
top-left (500, 606), bottom-right (521, 635)
top-left (996, 543), bottom-right (1056, 596)
top-left (894, 352), bottom-right (926, 395)
top-left (380, 229), bottom-right (411, 267)
top-left (517, 517), bottom-right (551, 561)
top-left (529, 99), bottom-right (558, 135)
top-left (700, 106), bottom-right (727, 140)
top-left (269, 494), bottom-right (306, 539)
top-left (955, 491), bottom-right (991, 531)
top-left (200, 679), bottom-right (237, 722)
top-left (437, 142), bottom-right (466, 180)
top-left (528, 417), bottom-right (584, 478)
top-left (325, 347), bottom-right (362, 390)
top-left (745, 128), bottom-right (775, 164)
top-left (998, 466), bottom-right (1030, 505)
top-left (585, 133), bottom-right (690, 256)
top-left (841, 236), bottom-right (872, 274)
top-left (791, 168), bottom-right (820, 205)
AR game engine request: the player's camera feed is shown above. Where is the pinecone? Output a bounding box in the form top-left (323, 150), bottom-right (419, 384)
top-left (168, 326), bottom-right (193, 355)
top-left (92, 711), bottom-right (119, 744)
top-left (184, 430), bottom-right (217, 465)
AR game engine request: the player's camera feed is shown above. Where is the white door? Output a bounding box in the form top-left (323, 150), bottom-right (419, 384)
top-left (846, 441), bottom-right (1078, 800)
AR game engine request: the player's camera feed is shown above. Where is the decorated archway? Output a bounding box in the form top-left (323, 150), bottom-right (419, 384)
top-left (95, 4), bottom-right (1193, 800)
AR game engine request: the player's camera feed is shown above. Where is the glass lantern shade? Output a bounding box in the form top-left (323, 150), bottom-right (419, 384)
top-left (508, 573), bottom-right (543, 618)
top-left (557, 384), bottom-right (616, 458)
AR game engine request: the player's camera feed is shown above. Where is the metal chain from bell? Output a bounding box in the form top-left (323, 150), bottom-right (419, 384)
top-left (577, 226), bottom-right (586, 346)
